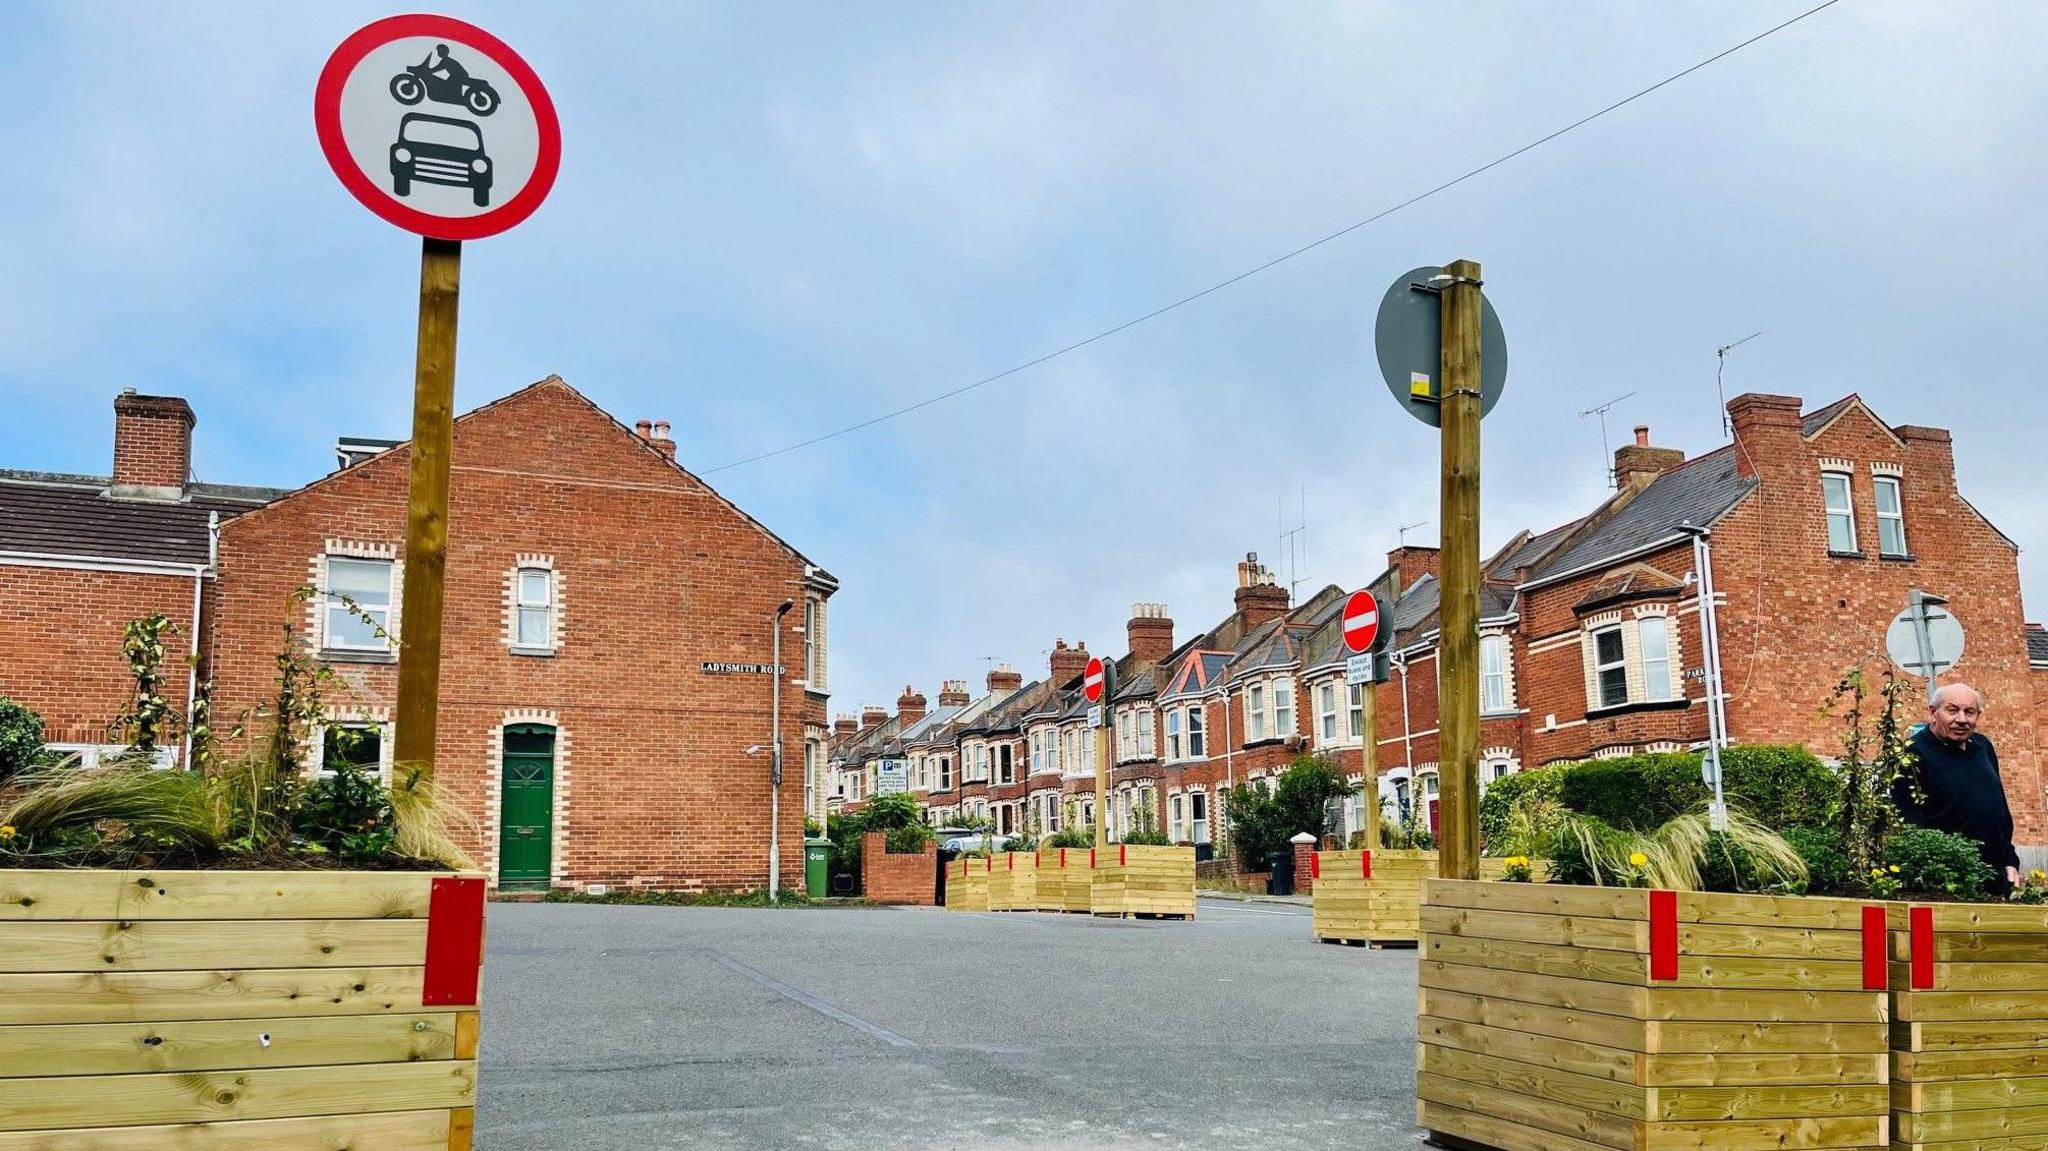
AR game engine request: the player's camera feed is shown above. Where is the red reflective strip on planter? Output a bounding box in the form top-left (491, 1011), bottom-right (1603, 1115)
top-left (1008, 854), bottom-right (1014, 871)
top-left (1361, 850), bottom-right (1372, 880)
top-left (1911, 905), bottom-right (1935, 990)
top-left (1311, 852), bottom-right (1320, 881)
top-left (1120, 845), bottom-right (1127, 867)
top-left (1649, 889), bottom-right (1678, 982)
top-left (1060, 849), bottom-right (1067, 868)
top-left (1090, 849), bottom-right (1097, 870)
top-left (422, 876), bottom-right (486, 1007)
top-left (1861, 904), bottom-right (1887, 990)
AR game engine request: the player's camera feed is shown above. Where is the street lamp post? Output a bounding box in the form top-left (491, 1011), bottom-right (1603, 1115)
top-left (771, 599), bottom-right (794, 898)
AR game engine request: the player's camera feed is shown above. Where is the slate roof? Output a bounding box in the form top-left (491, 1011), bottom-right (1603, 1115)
top-left (1158, 650), bottom-right (1232, 699)
top-left (1530, 446), bottom-right (1756, 581)
top-left (0, 471), bottom-right (282, 567)
top-left (1573, 565), bottom-right (1685, 612)
top-left (897, 705), bottom-right (963, 746)
top-left (2028, 627), bottom-right (2048, 668)
top-left (1800, 395), bottom-right (1861, 437)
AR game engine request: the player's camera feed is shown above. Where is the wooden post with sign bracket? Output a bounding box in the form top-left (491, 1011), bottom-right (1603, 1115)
top-left (392, 239), bottom-right (461, 776)
top-left (1435, 259), bottom-right (1483, 882)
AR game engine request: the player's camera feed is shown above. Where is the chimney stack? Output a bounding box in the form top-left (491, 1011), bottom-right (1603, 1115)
top-left (1126, 604), bottom-right (1174, 666)
top-left (896, 685), bottom-right (927, 727)
top-left (110, 390), bottom-right (195, 501)
top-left (987, 663), bottom-right (1023, 695)
top-left (1385, 545), bottom-right (1441, 590)
top-left (636, 418), bottom-right (677, 459)
top-left (1725, 394), bottom-right (1804, 479)
top-left (1049, 639), bottom-right (1090, 688)
top-left (1612, 424), bottom-right (1686, 491)
top-left (937, 679), bottom-right (971, 707)
top-left (1233, 552), bottom-right (1290, 628)
top-left (859, 705), bottom-right (888, 731)
top-left (832, 715), bottom-right (858, 739)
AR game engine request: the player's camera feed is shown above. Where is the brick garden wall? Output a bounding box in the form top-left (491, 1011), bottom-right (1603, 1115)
top-left (861, 831), bottom-right (935, 905)
top-left (0, 566), bottom-right (199, 747)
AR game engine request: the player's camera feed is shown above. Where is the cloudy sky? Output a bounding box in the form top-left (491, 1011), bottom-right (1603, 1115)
top-left (4, 2), bottom-right (2043, 718)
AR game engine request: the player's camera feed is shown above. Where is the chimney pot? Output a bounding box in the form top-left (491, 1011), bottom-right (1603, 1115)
top-left (1634, 425), bottom-right (1650, 446)
top-left (653, 420), bottom-right (671, 440)
top-left (635, 420), bottom-right (653, 438)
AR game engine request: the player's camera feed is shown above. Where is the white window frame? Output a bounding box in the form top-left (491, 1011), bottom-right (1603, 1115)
top-left (1873, 475), bottom-right (1908, 557)
top-left (1480, 634), bottom-right (1508, 714)
top-left (803, 598), bottom-right (820, 686)
top-left (1822, 471), bottom-right (1857, 553)
top-left (1186, 705), bottom-right (1205, 758)
top-left (1246, 683), bottom-right (1268, 742)
top-left (315, 720), bottom-right (392, 782)
top-left (1166, 708), bottom-right (1183, 761)
top-left (1347, 684), bottom-right (1363, 741)
top-left (1317, 681), bottom-right (1338, 742)
top-left (1274, 679), bottom-right (1294, 740)
top-left (1046, 728), bottom-right (1060, 776)
top-left (323, 556), bottom-right (393, 652)
top-left (1189, 789), bottom-right (1210, 845)
top-left (1169, 793), bottom-right (1185, 841)
top-left (1593, 626), bottom-right (1628, 709)
top-left (513, 567), bottom-right (554, 652)
top-left (1136, 707), bottom-right (1155, 760)
top-left (998, 742), bottom-right (1014, 785)
top-left (1639, 616), bottom-right (1673, 703)
top-left (1116, 710), bottom-right (1133, 762)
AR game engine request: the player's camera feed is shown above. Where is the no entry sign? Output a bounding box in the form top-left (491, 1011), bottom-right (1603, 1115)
top-left (315, 14), bottom-right (561, 240)
top-left (1083, 657), bottom-right (1106, 703)
top-left (1342, 590), bottom-right (1382, 654)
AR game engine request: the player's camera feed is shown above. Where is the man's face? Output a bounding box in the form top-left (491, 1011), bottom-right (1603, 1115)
top-left (1929, 690), bottom-right (1981, 742)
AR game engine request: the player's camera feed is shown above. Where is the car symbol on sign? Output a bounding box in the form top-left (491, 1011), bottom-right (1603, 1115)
top-left (390, 113), bottom-right (492, 207)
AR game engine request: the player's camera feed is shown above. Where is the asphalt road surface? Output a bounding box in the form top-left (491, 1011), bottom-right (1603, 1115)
top-left (476, 896), bottom-right (1426, 1150)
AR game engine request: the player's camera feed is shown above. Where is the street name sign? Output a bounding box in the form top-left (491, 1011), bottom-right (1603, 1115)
top-left (316, 14), bottom-right (561, 240)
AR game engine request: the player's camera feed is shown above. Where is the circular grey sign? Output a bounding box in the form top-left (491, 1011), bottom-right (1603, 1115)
top-left (1885, 601), bottom-right (1965, 678)
top-left (1374, 265), bottom-right (1508, 427)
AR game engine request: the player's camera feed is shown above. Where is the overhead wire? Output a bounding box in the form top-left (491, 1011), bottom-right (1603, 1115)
top-left (704, 0), bottom-right (1844, 474)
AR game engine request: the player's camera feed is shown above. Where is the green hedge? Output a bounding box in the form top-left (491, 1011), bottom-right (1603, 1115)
top-left (1481, 745), bottom-right (1838, 851)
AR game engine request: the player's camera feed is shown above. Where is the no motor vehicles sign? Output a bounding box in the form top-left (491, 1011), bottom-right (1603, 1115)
top-left (316, 14), bottom-right (561, 240)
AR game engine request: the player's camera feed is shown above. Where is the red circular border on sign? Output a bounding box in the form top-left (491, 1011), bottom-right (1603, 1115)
top-left (314, 13), bottom-right (561, 241)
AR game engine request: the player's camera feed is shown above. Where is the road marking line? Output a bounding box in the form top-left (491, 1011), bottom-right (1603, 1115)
top-left (698, 947), bottom-right (918, 1049)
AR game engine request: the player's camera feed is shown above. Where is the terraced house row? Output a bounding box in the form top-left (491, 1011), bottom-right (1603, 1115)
top-left (831, 392), bottom-right (2048, 853)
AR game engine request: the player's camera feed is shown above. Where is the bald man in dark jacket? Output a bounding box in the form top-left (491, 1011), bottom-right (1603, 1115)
top-left (1892, 683), bottom-right (2021, 897)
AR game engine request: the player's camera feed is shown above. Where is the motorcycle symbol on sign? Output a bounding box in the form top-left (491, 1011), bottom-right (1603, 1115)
top-left (389, 44), bottom-right (501, 117)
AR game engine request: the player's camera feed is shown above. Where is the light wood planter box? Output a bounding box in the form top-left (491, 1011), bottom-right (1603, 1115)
top-left (987, 852), bottom-right (1038, 912)
top-left (0, 868), bottom-right (486, 1151)
top-left (944, 857), bottom-right (989, 912)
top-left (1417, 878), bottom-right (1891, 1151)
top-left (1889, 901), bottom-right (2048, 1150)
top-left (1089, 845), bottom-right (1195, 920)
top-left (1312, 850), bottom-right (1545, 947)
top-left (1033, 849), bottom-right (1089, 913)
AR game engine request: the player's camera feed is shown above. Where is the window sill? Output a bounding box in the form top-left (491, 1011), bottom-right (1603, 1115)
top-left (1878, 552), bottom-right (1916, 563)
top-left (320, 649), bottom-right (396, 665)
top-left (1827, 549), bottom-right (1866, 560)
top-left (509, 645), bottom-right (556, 658)
top-left (1480, 709), bottom-right (1523, 721)
top-left (1240, 738), bottom-right (1286, 750)
top-left (1585, 698), bottom-right (1690, 721)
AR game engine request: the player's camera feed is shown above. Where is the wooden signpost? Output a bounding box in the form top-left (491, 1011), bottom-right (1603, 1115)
top-left (315, 15), bottom-right (561, 776)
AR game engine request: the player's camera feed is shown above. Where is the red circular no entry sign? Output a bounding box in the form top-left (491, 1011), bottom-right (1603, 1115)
top-left (1342, 589), bottom-right (1381, 654)
top-left (315, 13), bottom-right (561, 240)
top-left (1083, 657), bottom-right (1106, 703)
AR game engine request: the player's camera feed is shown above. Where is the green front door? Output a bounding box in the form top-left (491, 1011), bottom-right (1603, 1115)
top-left (499, 725), bottom-right (555, 890)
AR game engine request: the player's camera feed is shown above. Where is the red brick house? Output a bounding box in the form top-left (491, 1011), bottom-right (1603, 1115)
top-left (5, 381), bottom-right (839, 890)
top-left (0, 392), bottom-right (280, 765)
top-left (195, 377), bottom-right (838, 891)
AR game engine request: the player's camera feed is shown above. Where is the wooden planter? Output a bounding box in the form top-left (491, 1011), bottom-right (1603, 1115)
top-left (1889, 901), bottom-right (2048, 1150)
top-left (0, 868), bottom-right (485, 1150)
top-left (987, 851), bottom-right (1037, 912)
top-left (943, 857), bottom-right (988, 912)
top-left (1418, 879), bottom-right (1891, 1151)
top-left (1032, 849), bottom-right (1079, 913)
top-left (1089, 845), bottom-right (1195, 920)
top-left (1312, 850), bottom-right (1546, 947)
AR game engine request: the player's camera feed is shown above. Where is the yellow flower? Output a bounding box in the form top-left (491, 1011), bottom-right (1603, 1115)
top-left (1628, 852), bottom-right (1649, 868)
top-left (2032, 870), bottom-right (2046, 884)
top-left (0, 825), bottom-right (14, 841)
top-left (1870, 867), bottom-right (1885, 878)
top-left (1888, 865), bottom-right (1901, 875)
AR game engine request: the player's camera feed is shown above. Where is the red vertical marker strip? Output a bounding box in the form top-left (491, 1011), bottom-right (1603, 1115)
top-left (1311, 852), bottom-right (1320, 881)
top-left (1861, 905), bottom-right (1888, 990)
top-left (1910, 905), bottom-right (1935, 990)
top-left (1060, 849), bottom-right (1067, 868)
top-left (1008, 854), bottom-right (1014, 871)
top-left (422, 876), bottom-right (486, 1007)
top-left (1361, 850), bottom-right (1372, 880)
top-left (1649, 890), bottom-right (1679, 982)
top-left (1090, 849), bottom-right (1097, 870)
top-left (1120, 844), bottom-right (1128, 867)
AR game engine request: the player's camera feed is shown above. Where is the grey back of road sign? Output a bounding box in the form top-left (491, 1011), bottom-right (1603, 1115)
top-left (1375, 265), bottom-right (1508, 427)
top-left (1885, 600), bottom-right (1964, 678)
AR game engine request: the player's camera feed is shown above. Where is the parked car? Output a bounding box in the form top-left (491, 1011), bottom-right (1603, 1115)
top-left (941, 834), bottom-right (1017, 854)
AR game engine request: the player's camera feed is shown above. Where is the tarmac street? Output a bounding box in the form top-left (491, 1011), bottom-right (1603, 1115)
top-left (477, 897), bottom-right (1426, 1150)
